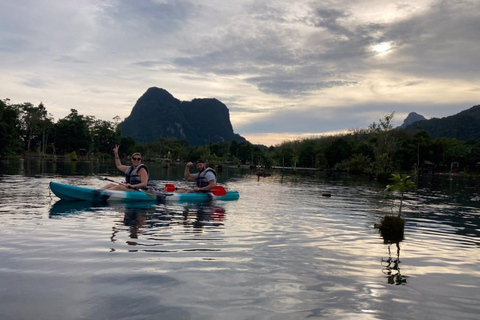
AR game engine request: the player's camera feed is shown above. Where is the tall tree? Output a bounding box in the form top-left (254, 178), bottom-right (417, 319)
top-left (19, 102), bottom-right (54, 153)
top-left (369, 112), bottom-right (399, 178)
top-left (54, 109), bottom-right (92, 155)
top-left (90, 119), bottom-right (116, 154)
top-left (0, 99), bottom-right (23, 156)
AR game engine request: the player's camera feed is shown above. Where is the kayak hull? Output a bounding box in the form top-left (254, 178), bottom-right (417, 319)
top-left (49, 181), bottom-right (239, 203)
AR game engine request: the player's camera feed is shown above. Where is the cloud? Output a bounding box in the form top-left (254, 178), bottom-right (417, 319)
top-left (365, 1), bottom-right (480, 77)
top-left (235, 100), bottom-right (475, 135)
top-left (1, 0), bottom-right (479, 146)
top-left (22, 76), bottom-right (49, 89)
top-left (168, 1), bottom-right (415, 98)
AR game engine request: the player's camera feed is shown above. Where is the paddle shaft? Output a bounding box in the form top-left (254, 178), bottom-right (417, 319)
top-left (102, 177), bottom-right (137, 188)
top-left (100, 177), bottom-right (156, 198)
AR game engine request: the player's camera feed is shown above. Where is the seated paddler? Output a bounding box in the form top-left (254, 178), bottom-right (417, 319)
top-left (102, 145), bottom-right (149, 191)
top-left (176, 159), bottom-right (217, 193)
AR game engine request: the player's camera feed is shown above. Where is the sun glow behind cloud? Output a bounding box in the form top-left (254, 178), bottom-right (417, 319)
top-left (371, 42), bottom-right (393, 55)
top-left (243, 130), bottom-right (349, 147)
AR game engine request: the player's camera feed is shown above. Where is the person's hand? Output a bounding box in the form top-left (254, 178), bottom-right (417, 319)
top-left (186, 162), bottom-right (193, 167)
top-left (193, 187), bottom-right (201, 192)
top-left (113, 144), bottom-right (120, 155)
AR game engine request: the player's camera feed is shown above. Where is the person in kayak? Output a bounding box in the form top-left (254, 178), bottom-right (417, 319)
top-left (176, 159), bottom-right (217, 193)
top-left (102, 145), bottom-right (149, 191)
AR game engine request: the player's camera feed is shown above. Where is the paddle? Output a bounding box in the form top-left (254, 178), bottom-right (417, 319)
top-left (165, 183), bottom-right (176, 192)
top-left (211, 186), bottom-right (227, 196)
top-left (97, 176), bottom-right (156, 198)
top-left (164, 183), bottom-right (227, 196)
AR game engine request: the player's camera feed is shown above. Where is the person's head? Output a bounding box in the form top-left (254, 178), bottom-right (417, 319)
top-left (131, 153), bottom-right (142, 165)
top-left (195, 158), bottom-right (206, 171)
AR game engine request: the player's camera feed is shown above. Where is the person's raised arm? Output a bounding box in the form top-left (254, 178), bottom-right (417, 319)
top-left (184, 162), bottom-right (196, 181)
top-left (113, 145), bottom-right (129, 173)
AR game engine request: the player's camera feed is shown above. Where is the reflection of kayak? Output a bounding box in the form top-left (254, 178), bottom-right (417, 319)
top-left (49, 199), bottom-right (100, 216)
top-left (49, 181), bottom-right (240, 203)
top-left (49, 199), bottom-right (156, 216)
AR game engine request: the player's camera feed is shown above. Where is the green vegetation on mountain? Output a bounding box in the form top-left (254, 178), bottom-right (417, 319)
top-left (405, 105), bottom-right (480, 140)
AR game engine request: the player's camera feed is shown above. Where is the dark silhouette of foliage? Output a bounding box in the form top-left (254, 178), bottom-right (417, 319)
top-left (54, 109), bottom-right (92, 154)
top-left (405, 105), bottom-right (480, 140)
top-left (379, 215), bottom-right (405, 243)
top-left (0, 99), bottom-right (23, 156)
top-left (2, 97), bottom-right (480, 179)
top-left (19, 102), bottom-right (54, 153)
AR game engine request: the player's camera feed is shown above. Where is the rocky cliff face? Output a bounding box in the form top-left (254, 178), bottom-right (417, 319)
top-left (400, 112), bottom-right (427, 128)
top-left (121, 87), bottom-right (246, 145)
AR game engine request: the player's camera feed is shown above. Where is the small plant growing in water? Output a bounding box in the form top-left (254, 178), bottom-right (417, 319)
top-left (385, 173), bottom-right (416, 217)
top-left (377, 173), bottom-right (416, 243)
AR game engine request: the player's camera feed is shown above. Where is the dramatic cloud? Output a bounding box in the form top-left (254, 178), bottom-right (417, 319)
top-left (1, 0), bottom-right (479, 145)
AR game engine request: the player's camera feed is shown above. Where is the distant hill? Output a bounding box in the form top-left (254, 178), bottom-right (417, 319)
top-left (404, 105), bottom-right (480, 140)
top-left (399, 112), bottom-right (426, 128)
top-left (121, 87), bottom-right (247, 145)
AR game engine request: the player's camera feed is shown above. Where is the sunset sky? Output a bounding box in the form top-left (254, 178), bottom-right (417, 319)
top-left (1, 0), bottom-right (479, 146)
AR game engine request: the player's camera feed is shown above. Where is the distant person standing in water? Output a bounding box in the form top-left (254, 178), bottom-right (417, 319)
top-left (176, 159), bottom-right (216, 193)
top-left (102, 145), bottom-right (149, 190)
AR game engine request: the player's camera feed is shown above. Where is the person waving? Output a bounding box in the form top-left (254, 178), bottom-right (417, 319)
top-left (102, 145), bottom-right (149, 190)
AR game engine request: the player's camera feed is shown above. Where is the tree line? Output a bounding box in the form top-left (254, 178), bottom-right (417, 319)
top-left (2, 99), bottom-right (479, 178)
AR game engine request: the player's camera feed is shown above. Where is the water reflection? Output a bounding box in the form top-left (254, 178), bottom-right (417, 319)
top-left (121, 205), bottom-right (157, 243)
top-left (381, 242), bottom-right (407, 285)
top-left (182, 204), bottom-right (226, 230)
top-left (377, 214), bottom-right (408, 285)
top-left (47, 197), bottom-right (229, 253)
top-left (3, 164), bottom-right (480, 320)
top-left (104, 202), bottom-right (229, 253)
top-left (48, 199), bottom-right (156, 217)
top-left (49, 199), bottom-right (105, 216)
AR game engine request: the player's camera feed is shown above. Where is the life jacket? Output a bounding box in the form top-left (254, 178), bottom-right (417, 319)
top-left (196, 167), bottom-right (217, 188)
top-left (125, 164), bottom-right (148, 187)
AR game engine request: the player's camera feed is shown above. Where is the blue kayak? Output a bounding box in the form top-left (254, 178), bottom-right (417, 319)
top-left (49, 181), bottom-right (240, 203)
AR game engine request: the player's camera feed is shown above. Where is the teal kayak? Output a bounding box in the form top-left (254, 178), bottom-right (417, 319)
top-left (49, 181), bottom-right (240, 203)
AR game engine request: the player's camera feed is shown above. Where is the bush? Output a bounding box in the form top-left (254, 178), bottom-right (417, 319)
top-left (66, 151), bottom-right (78, 161)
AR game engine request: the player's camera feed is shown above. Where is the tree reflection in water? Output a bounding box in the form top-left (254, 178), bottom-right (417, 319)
top-left (382, 242), bottom-right (407, 285)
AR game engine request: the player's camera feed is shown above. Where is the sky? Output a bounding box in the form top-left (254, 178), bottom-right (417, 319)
top-left (1, 0), bottom-right (479, 146)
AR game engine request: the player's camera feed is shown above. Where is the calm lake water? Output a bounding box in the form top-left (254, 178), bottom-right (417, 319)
top-left (1, 158), bottom-right (479, 320)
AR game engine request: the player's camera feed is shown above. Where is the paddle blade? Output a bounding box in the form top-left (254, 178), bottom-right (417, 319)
top-left (165, 184), bottom-right (176, 192)
top-left (211, 186), bottom-right (226, 196)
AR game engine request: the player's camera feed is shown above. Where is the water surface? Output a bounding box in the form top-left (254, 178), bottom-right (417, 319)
top-left (1, 159), bottom-right (479, 319)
